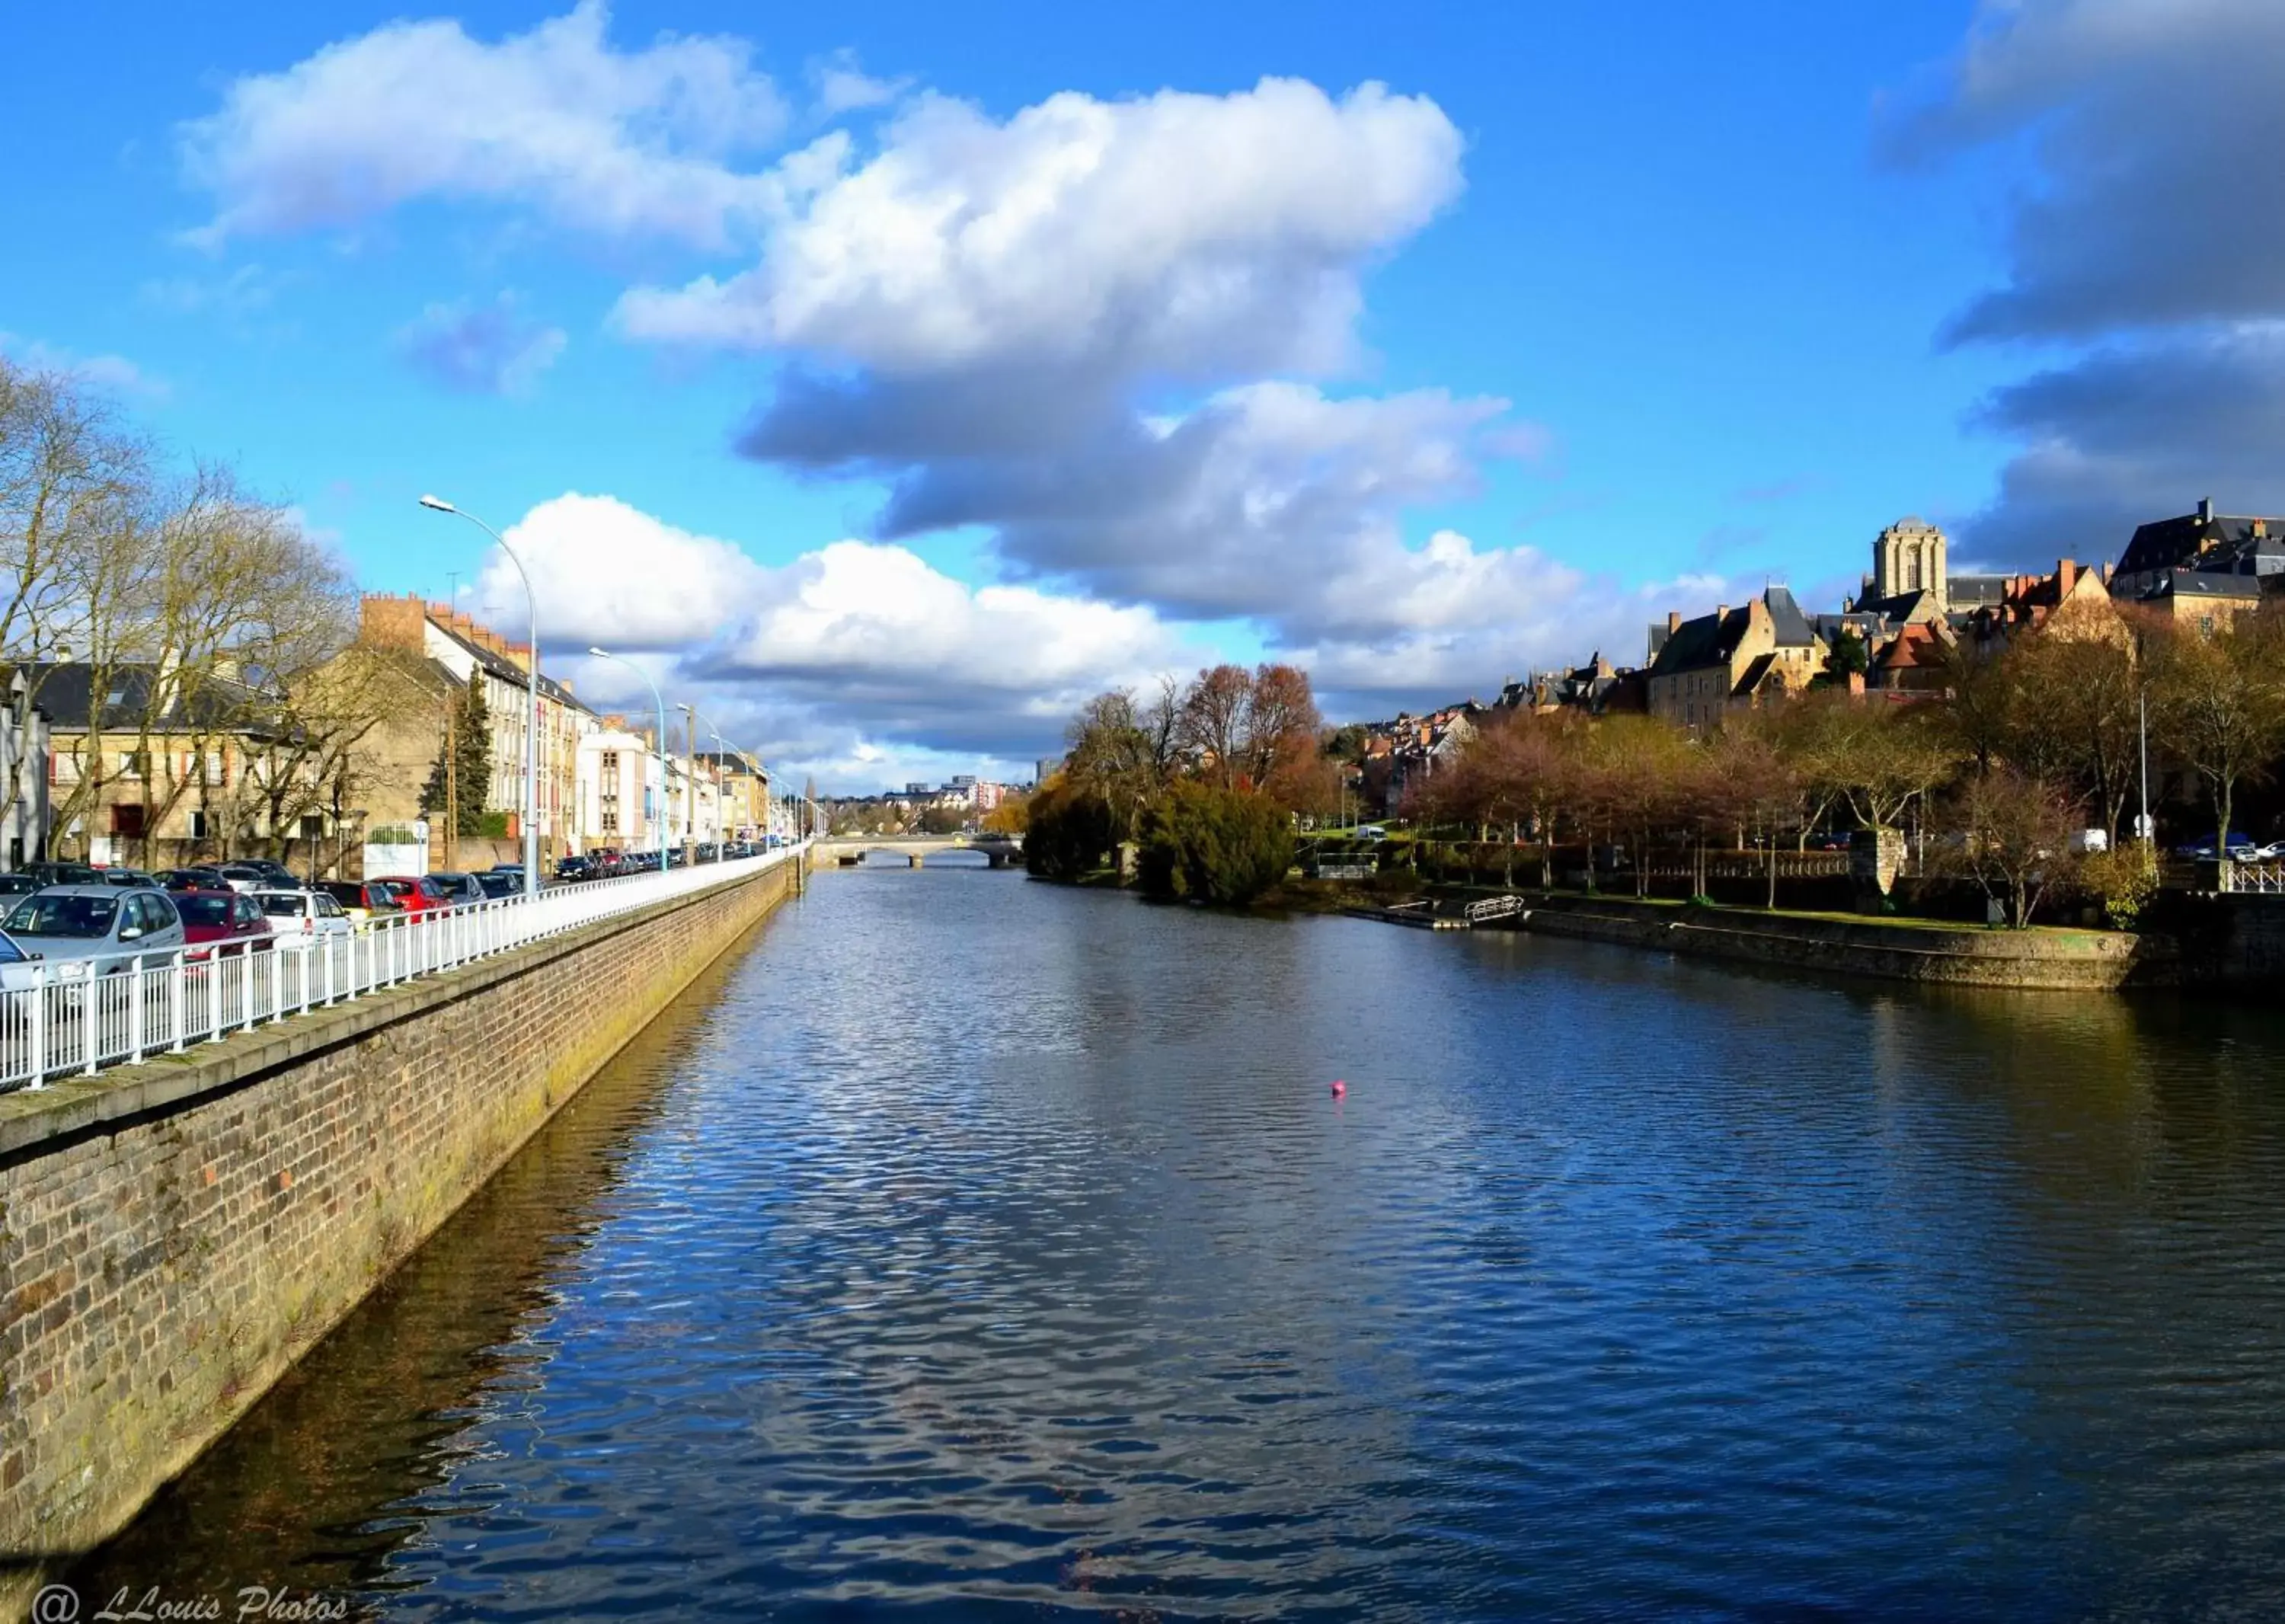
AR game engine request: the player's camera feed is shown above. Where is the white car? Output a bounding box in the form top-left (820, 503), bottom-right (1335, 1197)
top-left (251, 888), bottom-right (353, 947)
top-left (0, 885), bottom-right (187, 998)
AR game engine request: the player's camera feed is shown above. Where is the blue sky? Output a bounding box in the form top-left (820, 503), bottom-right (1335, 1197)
top-left (5, 1), bottom-right (2271, 790)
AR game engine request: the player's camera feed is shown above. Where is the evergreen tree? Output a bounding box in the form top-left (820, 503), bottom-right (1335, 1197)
top-left (419, 678), bottom-right (494, 837)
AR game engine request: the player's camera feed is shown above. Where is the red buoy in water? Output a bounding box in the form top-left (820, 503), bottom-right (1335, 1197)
top-left (1330, 1079), bottom-right (1347, 1098)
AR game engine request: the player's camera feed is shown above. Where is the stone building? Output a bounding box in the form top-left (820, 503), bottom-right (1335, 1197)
top-left (2110, 498), bottom-right (2285, 601)
top-left (1644, 587), bottom-right (1826, 733)
top-left (356, 595), bottom-right (593, 864)
top-left (1966, 559), bottom-right (2127, 648)
top-left (30, 660), bottom-right (335, 871)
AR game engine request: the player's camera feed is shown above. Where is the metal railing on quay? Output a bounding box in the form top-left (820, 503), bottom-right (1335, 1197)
top-left (2222, 859), bottom-right (2285, 895)
top-left (0, 842), bottom-right (808, 1095)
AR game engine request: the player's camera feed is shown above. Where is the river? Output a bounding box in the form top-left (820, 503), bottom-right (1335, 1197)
top-left (63, 855), bottom-right (2285, 1619)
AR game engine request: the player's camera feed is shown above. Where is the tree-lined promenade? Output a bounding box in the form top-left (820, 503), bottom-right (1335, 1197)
top-left (1026, 599), bottom-right (2285, 929)
top-left (1411, 599), bottom-right (2285, 927)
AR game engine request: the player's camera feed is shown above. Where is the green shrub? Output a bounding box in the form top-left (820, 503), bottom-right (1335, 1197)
top-left (1139, 780), bottom-right (1294, 906)
top-left (1024, 780), bottom-right (1117, 881)
top-left (2080, 845), bottom-right (2159, 930)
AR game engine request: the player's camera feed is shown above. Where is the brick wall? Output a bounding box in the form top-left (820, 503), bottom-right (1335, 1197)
top-left (0, 858), bottom-right (800, 1585)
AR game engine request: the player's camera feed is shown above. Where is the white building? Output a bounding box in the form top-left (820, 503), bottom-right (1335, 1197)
top-left (574, 723), bottom-right (664, 855)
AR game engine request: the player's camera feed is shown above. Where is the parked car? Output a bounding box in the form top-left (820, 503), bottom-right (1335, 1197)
top-left (0, 885), bottom-right (186, 973)
top-left (100, 867), bottom-right (163, 890)
top-left (2175, 833), bottom-right (2258, 860)
top-left (0, 873), bottom-right (42, 897)
top-left (217, 859), bottom-right (299, 892)
top-left (318, 880), bottom-right (406, 926)
top-left (19, 861), bottom-right (103, 887)
top-left (475, 871), bottom-right (519, 899)
top-left (172, 888), bottom-right (273, 959)
top-left (554, 854), bottom-right (599, 883)
top-left (2253, 841), bottom-right (2285, 862)
top-left (372, 875), bottom-right (452, 917)
top-left (426, 872), bottom-right (487, 906)
top-left (162, 866), bottom-right (232, 892)
top-left (252, 888), bottom-right (353, 947)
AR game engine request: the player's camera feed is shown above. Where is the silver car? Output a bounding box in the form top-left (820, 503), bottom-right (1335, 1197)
top-left (0, 885), bottom-right (187, 986)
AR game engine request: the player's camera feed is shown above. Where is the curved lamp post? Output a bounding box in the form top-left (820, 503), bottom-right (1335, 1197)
top-left (588, 647), bottom-right (671, 876)
top-left (419, 495), bottom-right (539, 899)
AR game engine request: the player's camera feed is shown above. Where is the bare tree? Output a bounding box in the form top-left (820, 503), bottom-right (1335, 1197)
top-left (1941, 768), bottom-right (2084, 928)
top-left (2148, 608), bottom-right (2285, 852)
top-left (0, 357), bottom-right (155, 840)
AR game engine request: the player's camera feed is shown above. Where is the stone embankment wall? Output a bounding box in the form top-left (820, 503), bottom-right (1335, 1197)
top-left (0, 858), bottom-right (801, 1584)
top-left (1513, 894), bottom-right (2146, 989)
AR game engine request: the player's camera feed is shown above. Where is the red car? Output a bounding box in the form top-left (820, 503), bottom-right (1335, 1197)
top-left (372, 875), bottom-right (452, 917)
top-left (173, 887), bottom-right (273, 959)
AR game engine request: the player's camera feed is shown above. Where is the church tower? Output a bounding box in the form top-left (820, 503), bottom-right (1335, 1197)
top-left (1874, 517), bottom-right (1948, 616)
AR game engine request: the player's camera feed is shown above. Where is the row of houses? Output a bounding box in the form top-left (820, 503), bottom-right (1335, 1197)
top-left (1335, 499), bottom-right (2283, 812)
top-left (1530, 500), bottom-right (2275, 737)
top-left (0, 593), bottom-right (796, 878)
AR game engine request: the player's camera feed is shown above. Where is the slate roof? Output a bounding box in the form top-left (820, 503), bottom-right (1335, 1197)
top-left (19, 662), bottom-right (283, 735)
top-left (2118, 511), bottom-right (2285, 580)
top-left (1648, 589), bottom-right (1816, 679)
top-left (1646, 606), bottom-right (1747, 676)
top-left (2143, 568), bottom-right (2263, 601)
top-left (1731, 652), bottom-right (1779, 697)
top-left (430, 620), bottom-right (587, 712)
top-left (1764, 586), bottom-right (1816, 647)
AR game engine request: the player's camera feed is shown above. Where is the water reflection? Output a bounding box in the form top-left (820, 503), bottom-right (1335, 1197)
top-left (72, 866), bottom-right (2285, 1620)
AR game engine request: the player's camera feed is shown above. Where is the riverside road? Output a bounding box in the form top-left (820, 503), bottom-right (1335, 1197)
top-left (59, 852), bottom-right (2285, 1620)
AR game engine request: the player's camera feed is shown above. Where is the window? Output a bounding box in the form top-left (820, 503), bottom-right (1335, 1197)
top-left (117, 750), bottom-right (149, 779)
top-left (111, 803), bottom-right (146, 838)
top-left (190, 810), bottom-right (209, 841)
top-left (300, 814), bottom-right (324, 841)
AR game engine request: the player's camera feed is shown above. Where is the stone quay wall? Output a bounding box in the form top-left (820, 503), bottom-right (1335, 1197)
top-left (1513, 894), bottom-right (2146, 990)
top-left (0, 857), bottom-right (801, 1581)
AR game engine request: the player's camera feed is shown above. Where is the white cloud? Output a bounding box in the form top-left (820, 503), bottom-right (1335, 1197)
top-left (395, 292), bottom-right (566, 395)
top-left (707, 539), bottom-right (1181, 703)
top-left (180, 1), bottom-right (787, 250)
top-left (615, 77), bottom-right (1462, 379)
top-left (0, 334), bottom-right (169, 401)
top-left (478, 492), bottom-right (1194, 779)
top-left (484, 493), bottom-right (769, 650)
top-left (807, 50), bottom-right (910, 120)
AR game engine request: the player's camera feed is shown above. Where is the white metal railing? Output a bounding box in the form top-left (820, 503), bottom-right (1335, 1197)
top-left (0, 842), bottom-right (807, 1094)
top-left (2222, 859), bottom-right (2285, 894)
top-left (1464, 895), bottom-right (1528, 922)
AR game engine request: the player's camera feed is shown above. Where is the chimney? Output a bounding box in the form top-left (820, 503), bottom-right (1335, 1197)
top-left (2058, 558), bottom-right (2077, 592)
top-left (1667, 611), bottom-right (1682, 634)
top-left (1847, 671), bottom-right (1866, 698)
top-left (1716, 605), bottom-right (1730, 622)
top-left (2199, 497), bottom-right (2215, 524)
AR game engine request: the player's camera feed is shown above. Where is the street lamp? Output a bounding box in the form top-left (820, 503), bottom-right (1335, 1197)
top-left (588, 647), bottom-right (671, 876)
top-left (677, 702), bottom-right (730, 858)
top-left (419, 494), bottom-right (540, 899)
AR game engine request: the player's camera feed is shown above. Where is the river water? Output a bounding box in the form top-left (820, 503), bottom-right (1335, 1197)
top-left (66, 857), bottom-right (2285, 1619)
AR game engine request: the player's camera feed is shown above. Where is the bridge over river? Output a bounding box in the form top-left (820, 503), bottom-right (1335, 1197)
top-left (814, 833), bottom-right (1024, 868)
